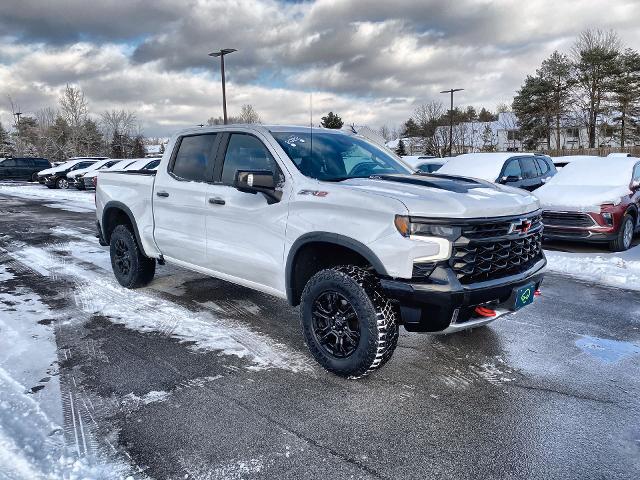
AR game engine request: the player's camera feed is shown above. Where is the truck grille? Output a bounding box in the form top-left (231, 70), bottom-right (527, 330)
top-left (451, 214), bottom-right (544, 284)
top-left (542, 211), bottom-right (595, 228)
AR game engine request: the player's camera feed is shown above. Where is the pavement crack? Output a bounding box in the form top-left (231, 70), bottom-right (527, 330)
top-left (510, 382), bottom-right (618, 405)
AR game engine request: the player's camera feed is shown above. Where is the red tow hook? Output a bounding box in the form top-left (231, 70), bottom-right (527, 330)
top-left (474, 306), bottom-right (497, 317)
top-left (534, 289), bottom-right (542, 297)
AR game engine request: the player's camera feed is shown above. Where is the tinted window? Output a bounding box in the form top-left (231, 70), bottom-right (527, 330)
top-left (172, 134), bottom-right (217, 182)
top-left (633, 163), bottom-right (640, 181)
top-left (520, 157), bottom-right (538, 179)
top-left (535, 157), bottom-right (550, 175)
top-left (502, 159), bottom-right (521, 178)
top-left (271, 131), bottom-right (411, 181)
top-left (37, 159), bottom-right (50, 166)
top-left (145, 159), bottom-right (160, 169)
top-left (417, 163), bottom-right (443, 173)
top-left (70, 161), bottom-right (94, 171)
top-left (221, 134), bottom-right (277, 185)
top-left (1, 159), bottom-right (16, 167)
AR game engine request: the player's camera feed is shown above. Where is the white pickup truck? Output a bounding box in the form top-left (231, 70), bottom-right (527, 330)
top-left (96, 125), bottom-right (545, 377)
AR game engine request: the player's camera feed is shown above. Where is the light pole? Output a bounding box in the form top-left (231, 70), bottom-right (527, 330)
top-left (440, 88), bottom-right (464, 157)
top-left (208, 48), bottom-right (237, 124)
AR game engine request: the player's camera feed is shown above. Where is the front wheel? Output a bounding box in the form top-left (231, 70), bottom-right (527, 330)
top-left (31, 172), bottom-right (38, 182)
top-left (109, 224), bottom-right (156, 288)
top-left (300, 266), bottom-right (399, 378)
top-left (609, 214), bottom-right (635, 252)
top-left (56, 177), bottom-right (68, 189)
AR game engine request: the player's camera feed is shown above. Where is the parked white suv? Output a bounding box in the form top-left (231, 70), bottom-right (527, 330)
top-left (95, 125), bottom-right (545, 377)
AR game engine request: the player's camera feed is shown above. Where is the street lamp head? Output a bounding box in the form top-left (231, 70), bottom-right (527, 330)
top-left (208, 48), bottom-right (237, 57)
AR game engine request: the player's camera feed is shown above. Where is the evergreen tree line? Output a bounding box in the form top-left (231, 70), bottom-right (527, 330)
top-left (1, 85), bottom-right (146, 161)
top-left (513, 29), bottom-right (640, 150)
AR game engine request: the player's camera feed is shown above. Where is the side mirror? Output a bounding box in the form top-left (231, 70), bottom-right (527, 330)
top-left (500, 175), bottom-right (521, 184)
top-left (631, 180), bottom-right (640, 191)
top-left (234, 170), bottom-right (280, 203)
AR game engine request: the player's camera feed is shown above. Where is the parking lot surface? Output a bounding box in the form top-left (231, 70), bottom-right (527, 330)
top-left (1, 185), bottom-right (639, 479)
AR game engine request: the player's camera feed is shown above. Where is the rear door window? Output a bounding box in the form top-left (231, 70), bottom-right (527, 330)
top-left (520, 157), bottom-right (538, 179)
top-left (535, 157), bottom-right (550, 175)
top-left (171, 134), bottom-right (218, 182)
top-left (502, 159), bottom-right (521, 178)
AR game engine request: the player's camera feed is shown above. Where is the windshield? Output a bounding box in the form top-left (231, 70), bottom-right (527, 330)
top-left (271, 131), bottom-right (411, 181)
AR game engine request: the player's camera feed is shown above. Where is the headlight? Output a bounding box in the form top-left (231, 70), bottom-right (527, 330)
top-left (395, 215), bottom-right (461, 240)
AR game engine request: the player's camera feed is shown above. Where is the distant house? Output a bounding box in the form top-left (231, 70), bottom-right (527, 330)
top-left (144, 144), bottom-right (164, 158)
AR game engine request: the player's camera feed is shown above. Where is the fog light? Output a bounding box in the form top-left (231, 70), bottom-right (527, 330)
top-left (602, 212), bottom-right (613, 225)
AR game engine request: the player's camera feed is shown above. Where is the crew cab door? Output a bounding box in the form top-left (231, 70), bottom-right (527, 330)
top-left (152, 133), bottom-right (220, 264)
top-left (498, 158), bottom-right (524, 189)
top-left (204, 132), bottom-right (289, 293)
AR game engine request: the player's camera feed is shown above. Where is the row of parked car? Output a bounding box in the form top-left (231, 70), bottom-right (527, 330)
top-left (27, 157), bottom-right (161, 190)
top-left (403, 152), bottom-right (640, 252)
top-left (1, 148), bottom-right (638, 252)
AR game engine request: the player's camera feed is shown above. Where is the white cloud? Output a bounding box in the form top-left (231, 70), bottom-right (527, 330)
top-left (1, 0), bottom-right (639, 135)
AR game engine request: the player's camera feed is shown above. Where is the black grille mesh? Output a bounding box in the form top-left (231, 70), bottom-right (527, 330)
top-left (542, 211), bottom-right (594, 227)
top-left (451, 231), bottom-right (543, 284)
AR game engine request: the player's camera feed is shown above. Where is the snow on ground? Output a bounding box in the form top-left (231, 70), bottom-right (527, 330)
top-left (0, 182), bottom-right (94, 213)
top-left (0, 265), bottom-right (134, 479)
top-left (6, 232), bottom-right (313, 373)
top-left (545, 245), bottom-right (640, 291)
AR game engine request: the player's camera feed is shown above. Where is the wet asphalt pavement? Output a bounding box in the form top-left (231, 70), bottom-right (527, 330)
top-left (0, 185), bottom-right (639, 480)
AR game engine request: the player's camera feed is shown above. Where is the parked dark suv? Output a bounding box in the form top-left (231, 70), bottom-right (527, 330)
top-left (0, 157), bottom-right (51, 181)
top-left (437, 153), bottom-right (557, 191)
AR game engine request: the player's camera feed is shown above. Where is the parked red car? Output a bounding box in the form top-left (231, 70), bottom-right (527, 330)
top-left (535, 157), bottom-right (640, 251)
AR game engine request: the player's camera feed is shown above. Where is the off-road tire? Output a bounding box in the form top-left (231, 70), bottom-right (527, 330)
top-left (609, 213), bottom-right (635, 252)
top-left (300, 265), bottom-right (399, 378)
top-left (109, 224), bottom-right (155, 288)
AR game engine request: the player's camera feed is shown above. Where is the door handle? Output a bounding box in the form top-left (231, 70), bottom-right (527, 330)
top-left (156, 191), bottom-right (169, 198)
top-left (208, 197), bottom-right (225, 205)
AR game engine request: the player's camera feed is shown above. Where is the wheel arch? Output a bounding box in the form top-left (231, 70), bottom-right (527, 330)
top-left (101, 201), bottom-right (148, 256)
top-left (285, 232), bottom-right (388, 306)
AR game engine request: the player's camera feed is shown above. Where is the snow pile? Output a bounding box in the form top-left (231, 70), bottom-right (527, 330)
top-left (0, 183), bottom-right (95, 212)
top-left (0, 265), bottom-right (134, 479)
top-left (8, 236), bottom-right (313, 373)
top-left (545, 245), bottom-right (640, 290)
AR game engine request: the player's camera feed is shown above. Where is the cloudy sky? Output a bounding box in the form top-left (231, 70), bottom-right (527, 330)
top-left (1, 0), bottom-right (639, 137)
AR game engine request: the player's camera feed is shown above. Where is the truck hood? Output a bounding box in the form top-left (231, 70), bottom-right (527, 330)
top-left (338, 174), bottom-right (540, 218)
top-left (535, 184), bottom-right (630, 213)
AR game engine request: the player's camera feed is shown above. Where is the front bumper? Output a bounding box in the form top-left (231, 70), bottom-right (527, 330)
top-left (543, 227), bottom-right (617, 243)
top-left (380, 257), bottom-right (546, 333)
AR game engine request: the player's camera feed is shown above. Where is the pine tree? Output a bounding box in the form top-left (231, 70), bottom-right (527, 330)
top-left (572, 29), bottom-right (621, 148)
top-left (395, 138), bottom-right (407, 156)
top-left (538, 51), bottom-right (574, 149)
top-left (402, 118), bottom-right (420, 137)
top-left (132, 135), bottom-right (146, 158)
top-left (512, 75), bottom-right (555, 149)
top-left (611, 48), bottom-right (640, 147)
top-left (320, 112), bottom-right (344, 129)
top-left (478, 107), bottom-right (497, 122)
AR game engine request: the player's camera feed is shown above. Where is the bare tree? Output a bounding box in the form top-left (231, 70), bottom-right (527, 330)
top-left (59, 84), bottom-right (88, 128)
top-left (238, 104), bottom-right (261, 124)
top-left (100, 109), bottom-right (137, 139)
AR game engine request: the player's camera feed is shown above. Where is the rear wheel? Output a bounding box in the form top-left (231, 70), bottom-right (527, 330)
top-left (109, 224), bottom-right (155, 288)
top-left (31, 172), bottom-right (38, 182)
top-left (609, 214), bottom-right (635, 252)
top-left (56, 177), bottom-right (68, 189)
top-left (300, 266), bottom-right (398, 378)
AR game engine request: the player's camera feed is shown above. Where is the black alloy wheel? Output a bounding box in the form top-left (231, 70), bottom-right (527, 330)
top-left (113, 238), bottom-right (132, 277)
top-left (312, 291), bottom-right (360, 358)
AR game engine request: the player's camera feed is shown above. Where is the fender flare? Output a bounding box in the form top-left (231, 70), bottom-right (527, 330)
top-left (285, 232), bottom-right (389, 305)
top-left (101, 201), bottom-right (148, 256)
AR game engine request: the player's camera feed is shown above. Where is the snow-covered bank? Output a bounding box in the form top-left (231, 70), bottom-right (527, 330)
top-left (0, 182), bottom-right (94, 212)
top-left (545, 245), bottom-right (640, 291)
top-left (0, 265), bottom-right (134, 479)
top-left (7, 233), bottom-right (313, 373)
